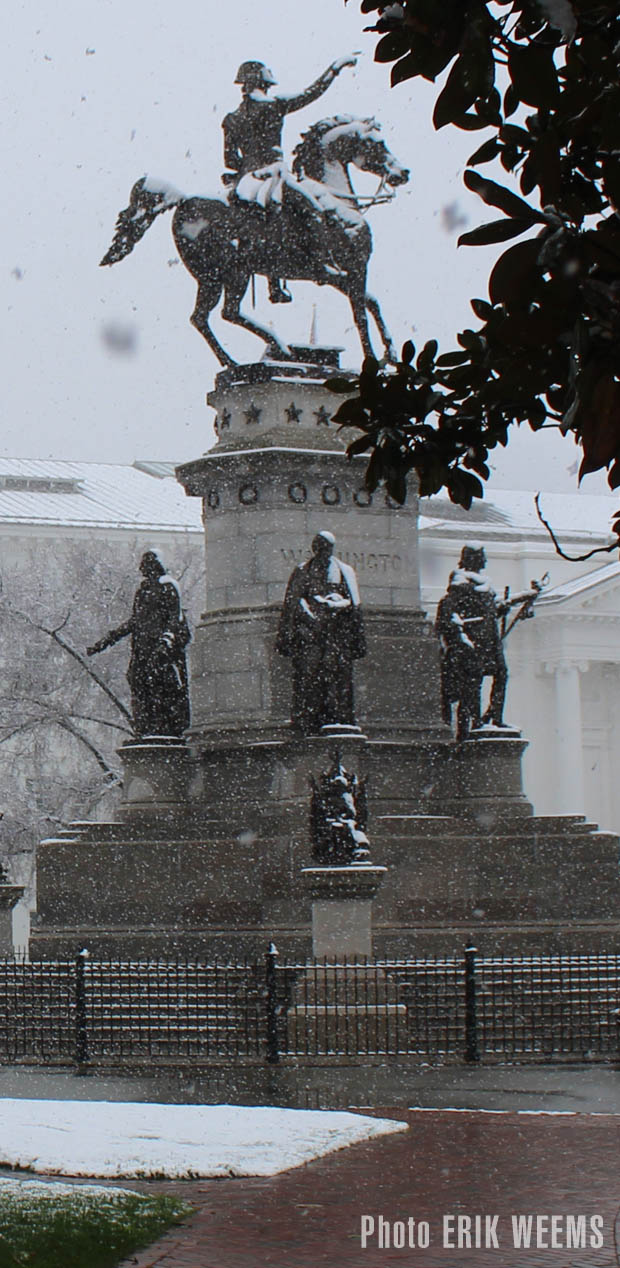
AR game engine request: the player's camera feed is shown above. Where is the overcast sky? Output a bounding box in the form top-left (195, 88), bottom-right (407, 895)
top-left (0, 0), bottom-right (608, 496)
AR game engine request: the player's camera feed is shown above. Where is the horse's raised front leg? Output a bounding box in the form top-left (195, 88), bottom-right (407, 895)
top-left (221, 274), bottom-right (291, 361)
top-left (191, 281), bottom-right (236, 368)
top-left (366, 293), bottom-right (397, 362)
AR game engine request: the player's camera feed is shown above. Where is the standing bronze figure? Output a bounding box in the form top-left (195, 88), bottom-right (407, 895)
top-left (276, 531), bottom-right (365, 734)
top-left (436, 544), bottom-right (545, 740)
top-left (87, 551), bottom-right (191, 738)
top-left (100, 58), bottom-right (409, 366)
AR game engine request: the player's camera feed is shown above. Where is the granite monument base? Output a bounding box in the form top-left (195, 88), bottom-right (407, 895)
top-left (31, 730), bottom-right (620, 959)
top-left (29, 351), bottom-right (620, 961)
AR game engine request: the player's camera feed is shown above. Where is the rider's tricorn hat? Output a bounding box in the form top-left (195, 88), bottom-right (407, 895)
top-left (235, 60), bottom-right (277, 87)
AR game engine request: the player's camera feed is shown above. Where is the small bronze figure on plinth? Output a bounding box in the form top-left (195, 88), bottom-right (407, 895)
top-left (87, 551), bottom-right (191, 739)
top-left (310, 757), bottom-right (370, 866)
top-left (276, 530), bottom-right (366, 735)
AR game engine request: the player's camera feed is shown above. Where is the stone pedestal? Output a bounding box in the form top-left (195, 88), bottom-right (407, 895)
top-left (176, 352), bottom-right (444, 746)
top-left (291, 865), bottom-right (404, 1054)
top-left (301, 865), bottom-right (386, 958)
top-left (0, 886), bottom-right (25, 955)
top-left (116, 739), bottom-right (193, 823)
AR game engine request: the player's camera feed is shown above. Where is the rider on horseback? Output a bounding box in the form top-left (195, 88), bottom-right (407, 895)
top-left (222, 57), bottom-right (357, 303)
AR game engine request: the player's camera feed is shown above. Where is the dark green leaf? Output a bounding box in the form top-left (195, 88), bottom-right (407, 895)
top-left (458, 218), bottom-right (532, 247)
top-left (326, 376), bottom-right (358, 394)
top-left (457, 328), bottom-right (484, 352)
top-left (390, 53), bottom-right (420, 87)
top-left (365, 446), bottom-right (383, 493)
top-left (449, 112), bottom-right (491, 132)
top-left (433, 53), bottom-right (482, 130)
top-left (503, 82), bottom-right (520, 117)
top-left (473, 89), bottom-right (502, 126)
top-left (346, 434), bottom-right (373, 457)
top-left (464, 169), bottom-right (543, 223)
top-left (333, 399), bottom-right (365, 425)
top-left (602, 158), bottom-right (620, 213)
top-left (468, 137), bottom-right (500, 166)
top-left (500, 124), bottom-right (532, 148)
top-left (500, 144), bottom-right (520, 172)
top-left (375, 29), bottom-right (412, 63)
top-left (520, 131), bottom-right (562, 202)
top-left (416, 339), bottom-right (438, 371)
top-left (401, 340), bottom-right (416, 365)
top-left (607, 459), bottom-right (620, 490)
top-left (436, 351), bottom-right (471, 366)
top-left (488, 237), bottom-right (542, 307)
top-left (507, 41), bottom-right (560, 109)
top-left (386, 470), bottom-right (408, 504)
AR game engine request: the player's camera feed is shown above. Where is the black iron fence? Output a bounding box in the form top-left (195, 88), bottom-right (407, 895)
top-left (0, 947), bottom-right (617, 1068)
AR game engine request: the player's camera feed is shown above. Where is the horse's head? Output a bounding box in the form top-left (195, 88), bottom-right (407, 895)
top-left (351, 119), bottom-right (410, 188)
top-left (293, 116), bottom-right (409, 189)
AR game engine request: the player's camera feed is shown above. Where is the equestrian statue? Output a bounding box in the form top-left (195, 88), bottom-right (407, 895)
top-left (100, 57), bottom-right (409, 366)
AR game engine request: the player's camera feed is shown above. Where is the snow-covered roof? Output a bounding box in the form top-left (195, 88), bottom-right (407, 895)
top-left (0, 457), bottom-right (616, 544)
top-left (538, 560), bottom-right (620, 605)
top-left (419, 488), bottom-right (619, 541)
top-left (133, 460), bottom-right (177, 479)
top-left (0, 459), bottom-right (202, 532)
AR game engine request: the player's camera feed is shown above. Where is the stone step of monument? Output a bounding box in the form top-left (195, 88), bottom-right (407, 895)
top-left (282, 964), bottom-right (405, 1007)
top-left (286, 1003), bottom-right (408, 1055)
top-left (376, 813), bottom-right (600, 838)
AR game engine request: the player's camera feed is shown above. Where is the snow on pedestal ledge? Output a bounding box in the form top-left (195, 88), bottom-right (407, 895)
top-left (0, 1100), bottom-right (407, 1179)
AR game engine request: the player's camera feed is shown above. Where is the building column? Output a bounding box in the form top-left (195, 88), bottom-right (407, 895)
top-left (553, 661), bottom-right (585, 815)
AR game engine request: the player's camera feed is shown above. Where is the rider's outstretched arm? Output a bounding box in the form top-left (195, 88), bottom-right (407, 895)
top-left (280, 55), bottom-right (357, 114)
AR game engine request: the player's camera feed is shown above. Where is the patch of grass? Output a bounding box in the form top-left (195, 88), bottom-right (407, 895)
top-left (0, 1178), bottom-right (192, 1268)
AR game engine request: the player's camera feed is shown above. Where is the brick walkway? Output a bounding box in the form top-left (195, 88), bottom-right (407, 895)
top-left (119, 1109), bottom-right (620, 1268)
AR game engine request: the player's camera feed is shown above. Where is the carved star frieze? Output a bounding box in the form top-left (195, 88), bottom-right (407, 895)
top-left (284, 401), bottom-right (303, 423)
top-left (244, 402), bottom-right (262, 425)
top-left (314, 405), bottom-right (332, 426)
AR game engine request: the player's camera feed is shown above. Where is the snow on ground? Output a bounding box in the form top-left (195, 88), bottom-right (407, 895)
top-left (0, 1176), bottom-right (137, 1200)
top-left (0, 1100), bottom-right (407, 1179)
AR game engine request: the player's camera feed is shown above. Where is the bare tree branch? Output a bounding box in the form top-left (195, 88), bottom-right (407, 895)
top-left (7, 607), bottom-right (133, 726)
top-left (535, 494), bottom-right (619, 563)
top-left (69, 713), bottom-right (132, 736)
top-left (51, 717), bottom-right (122, 784)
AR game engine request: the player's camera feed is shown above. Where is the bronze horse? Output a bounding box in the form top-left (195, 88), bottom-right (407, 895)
top-left (101, 115), bottom-right (409, 366)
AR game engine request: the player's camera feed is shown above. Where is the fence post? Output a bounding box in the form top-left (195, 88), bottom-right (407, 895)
top-left (265, 942), bottom-right (280, 1065)
top-left (464, 945), bottom-right (479, 1064)
top-left (74, 948), bottom-right (90, 1072)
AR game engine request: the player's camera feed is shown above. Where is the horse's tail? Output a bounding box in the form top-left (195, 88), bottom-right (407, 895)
top-left (100, 177), bottom-right (183, 266)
